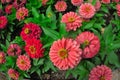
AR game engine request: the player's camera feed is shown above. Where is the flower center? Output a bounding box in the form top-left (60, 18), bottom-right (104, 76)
top-left (0, 20), bottom-right (3, 24)
top-left (10, 73), bottom-right (16, 79)
top-left (24, 28), bottom-right (31, 34)
top-left (20, 60), bottom-right (25, 64)
top-left (19, 12), bottom-right (24, 17)
top-left (100, 76), bottom-right (105, 80)
top-left (68, 17), bottom-right (75, 23)
top-left (58, 48), bottom-right (68, 59)
top-left (85, 7), bottom-right (90, 13)
top-left (29, 46), bottom-right (36, 54)
top-left (84, 40), bottom-right (89, 46)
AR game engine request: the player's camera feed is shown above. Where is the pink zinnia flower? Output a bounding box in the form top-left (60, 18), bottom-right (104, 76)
top-left (0, 16), bottom-right (8, 29)
top-left (42, 0), bottom-right (48, 6)
top-left (0, 52), bottom-right (6, 64)
top-left (8, 68), bottom-right (19, 80)
top-left (16, 7), bottom-right (28, 21)
top-left (101, 0), bottom-right (110, 4)
top-left (79, 3), bottom-right (96, 19)
top-left (16, 55), bottom-right (31, 71)
top-left (7, 44), bottom-right (21, 56)
top-left (55, 1), bottom-right (67, 12)
top-left (20, 23), bottom-right (42, 41)
top-left (49, 38), bottom-right (82, 70)
top-left (5, 5), bottom-right (13, 14)
top-left (1, 0), bottom-right (11, 4)
top-left (89, 65), bottom-right (112, 80)
top-left (61, 12), bottom-right (82, 31)
top-left (71, 0), bottom-right (83, 6)
top-left (13, 0), bottom-right (27, 9)
top-left (116, 4), bottom-right (120, 16)
top-left (76, 31), bottom-right (100, 58)
top-left (112, 0), bottom-right (119, 2)
top-left (25, 38), bottom-right (44, 58)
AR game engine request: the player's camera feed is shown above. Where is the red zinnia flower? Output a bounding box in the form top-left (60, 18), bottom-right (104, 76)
top-left (7, 44), bottom-right (21, 56)
top-left (71, 0), bottom-right (83, 6)
top-left (89, 65), bottom-right (112, 80)
top-left (55, 1), bottom-right (67, 12)
top-left (5, 5), bottom-right (13, 14)
top-left (13, 0), bottom-right (27, 9)
top-left (8, 68), bottom-right (19, 80)
top-left (79, 3), bottom-right (96, 19)
top-left (0, 52), bottom-right (6, 64)
top-left (25, 38), bottom-right (44, 58)
top-left (16, 55), bottom-right (31, 71)
top-left (76, 31), bottom-right (100, 58)
top-left (49, 38), bottom-right (82, 70)
top-left (116, 4), bottom-right (120, 16)
top-left (20, 23), bottom-right (42, 41)
top-left (16, 7), bottom-right (28, 21)
top-left (101, 0), bottom-right (110, 4)
top-left (61, 12), bottom-right (82, 31)
top-left (112, 0), bottom-right (119, 2)
top-left (0, 16), bottom-right (8, 29)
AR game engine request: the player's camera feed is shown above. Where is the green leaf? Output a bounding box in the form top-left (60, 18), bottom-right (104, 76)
top-left (32, 7), bottom-right (40, 18)
top-left (41, 26), bottom-right (60, 40)
top-left (83, 20), bottom-right (95, 29)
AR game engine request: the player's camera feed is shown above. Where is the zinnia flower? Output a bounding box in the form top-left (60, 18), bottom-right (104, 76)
top-left (89, 65), bottom-right (112, 80)
top-left (0, 52), bottom-right (6, 64)
top-left (79, 3), bottom-right (96, 19)
top-left (55, 1), bottom-right (67, 12)
top-left (5, 5), bottom-right (13, 14)
top-left (112, 0), bottom-right (119, 2)
top-left (49, 38), bottom-right (82, 70)
top-left (20, 23), bottom-right (42, 41)
top-left (8, 68), bottom-right (19, 80)
top-left (1, 0), bottom-right (12, 4)
top-left (116, 4), bottom-right (120, 16)
top-left (76, 31), bottom-right (100, 58)
top-left (0, 16), bottom-right (8, 29)
top-left (7, 44), bottom-right (21, 56)
top-left (16, 55), bottom-right (31, 71)
top-left (41, 0), bottom-right (48, 5)
top-left (101, 0), bottom-right (110, 4)
top-left (61, 12), bottom-right (82, 31)
top-left (71, 0), bottom-right (83, 6)
top-left (13, 0), bottom-right (27, 9)
top-left (16, 7), bottom-right (28, 21)
top-left (25, 38), bottom-right (44, 58)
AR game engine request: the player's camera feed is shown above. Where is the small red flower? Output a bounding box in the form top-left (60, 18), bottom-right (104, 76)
top-left (8, 68), bottom-right (19, 80)
top-left (16, 7), bottom-right (28, 21)
top-left (5, 5), bottom-right (13, 14)
top-left (89, 65), bottom-right (112, 80)
top-left (41, 0), bottom-right (48, 6)
top-left (71, 0), bottom-right (83, 6)
top-left (20, 23), bottom-right (42, 41)
top-left (0, 52), bottom-right (6, 64)
top-left (101, 0), bottom-right (110, 4)
top-left (25, 38), bottom-right (44, 58)
top-left (0, 16), bottom-right (8, 29)
top-left (7, 44), bottom-right (21, 56)
top-left (116, 4), bottom-right (120, 16)
top-left (55, 1), bottom-right (67, 12)
top-left (13, 0), bottom-right (27, 9)
top-left (16, 55), bottom-right (31, 71)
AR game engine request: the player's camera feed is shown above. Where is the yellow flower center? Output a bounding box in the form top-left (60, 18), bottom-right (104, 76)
top-left (100, 76), bottom-right (105, 80)
top-left (19, 12), bottom-right (24, 17)
top-left (85, 7), bottom-right (90, 13)
top-left (24, 28), bottom-right (31, 34)
top-left (84, 40), bottom-right (89, 46)
top-left (20, 60), bottom-right (25, 64)
top-left (29, 46), bottom-right (36, 54)
top-left (68, 17), bottom-right (75, 23)
top-left (10, 73), bottom-right (16, 79)
top-left (58, 48), bottom-right (68, 59)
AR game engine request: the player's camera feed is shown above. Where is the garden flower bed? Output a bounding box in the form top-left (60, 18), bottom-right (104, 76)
top-left (0, 0), bottom-right (120, 80)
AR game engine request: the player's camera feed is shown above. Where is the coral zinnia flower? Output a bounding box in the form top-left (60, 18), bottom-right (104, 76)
top-left (25, 38), bottom-right (44, 58)
top-left (79, 3), bottom-right (96, 19)
top-left (112, 0), bottom-right (119, 2)
top-left (71, 0), bottom-right (83, 6)
top-left (55, 1), bottom-right (67, 12)
top-left (7, 44), bottom-right (21, 56)
top-left (61, 12), bottom-right (82, 31)
top-left (41, 0), bottom-right (48, 6)
top-left (116, 4), bottom-right (120, 16)
top-left (16, 7), bottom-right (28, 21)
top-left (0, 52), bottom-right (6, 64)
top-left (20, 23), bottom-right (42, 41)
top-left (0, 16), bottom-right (8, 29)
top-left (16, 55), bottom-right (31, 71)
top-left (8, 68), bottom-right (19, 80)
top-left (76, 31), bottom-right (100, 58)
top-left (101, 0), bottom-right (110, 4)
top-left (5, 5), bottom-right (13, 14)
top-left (89, 65), bottom-right (112, 80)
top-left (49, 38), bottom-right (82, 70)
